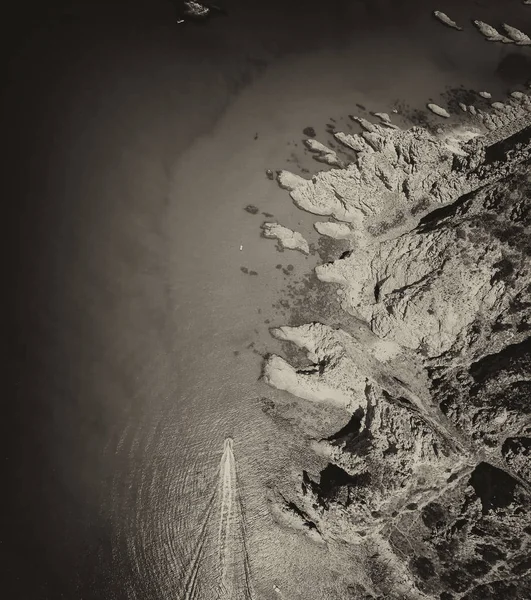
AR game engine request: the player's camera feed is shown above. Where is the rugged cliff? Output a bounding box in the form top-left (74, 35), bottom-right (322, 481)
top-left (261, 31), bottom-right (531, 599)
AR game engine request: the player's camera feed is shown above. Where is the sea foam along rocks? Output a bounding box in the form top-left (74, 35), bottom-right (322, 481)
top-left (261, 221), bottom-right (310, 254)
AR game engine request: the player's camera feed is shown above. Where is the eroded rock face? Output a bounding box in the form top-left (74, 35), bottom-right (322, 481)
top-left (279, 125), bottom-right (461, 225)
top-left (262, 81), bottom-right (531, 597)
top-left (317, 166), bottom-right (531, 359)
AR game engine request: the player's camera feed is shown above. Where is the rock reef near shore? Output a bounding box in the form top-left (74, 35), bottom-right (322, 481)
top-left (261, 221), bottom-right (310, 254)
top-left (261, 42), bottom-right (531, 598)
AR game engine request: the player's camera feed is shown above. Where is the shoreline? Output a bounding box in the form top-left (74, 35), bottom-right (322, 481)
top-left (259, 6), bottom-right (531, 598)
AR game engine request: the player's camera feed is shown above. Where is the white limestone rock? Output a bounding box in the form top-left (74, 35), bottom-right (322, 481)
top-left (349, 115), bottom-right (379, 133)
top-left (427, 103), bottom-right (450, 118)
top-left (492, 101), bottom-right (507, 111)
top-left (261, 222), bottom-right (310, 254)
top-left (304, 138), bottom-right (344, 168)
top-left (263, 322), bottom-right (420, 413)
top-left (314, 221), bottom-right (352, 239)
top-left (277, 126), bottom-right (472, 228)
top-left (315, 227), bottom-right (509, 357)
top-left (334, 131), bottom-right (374, 153)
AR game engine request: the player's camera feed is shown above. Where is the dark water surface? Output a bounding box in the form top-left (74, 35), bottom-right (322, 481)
top-left (5, 1), bottom-right (531, 598)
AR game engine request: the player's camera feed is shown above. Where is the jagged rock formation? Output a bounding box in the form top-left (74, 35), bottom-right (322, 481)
top-left (473, 20), bottom-right (514, 44)
top-left (279, 125), bottom-right (462, 226)
top-left (433, 11), bottom-right (462, 31)
top-left (304, 138), bottom-right (344, 168)
top-left (473, 20), bottom-right (531, 46)
top-left (183, 1), bottom-right (210, 18)
top-left (277, 91), bottom-right (531, 237)
top-left (502, 24), bottom-right (531, 46)
top-left (261, 221), bottom-right (310, 254)
top-left (262, 77), bottom-right (531, 597)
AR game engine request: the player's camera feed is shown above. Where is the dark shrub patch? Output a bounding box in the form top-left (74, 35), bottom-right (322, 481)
top-left (411, 556), bottom-right (435, 580)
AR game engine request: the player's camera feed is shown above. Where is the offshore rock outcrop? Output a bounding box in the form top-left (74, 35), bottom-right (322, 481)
top-left (263, 77), bottom-right (531, 596)
top-left (433, 11), bottom-right (462, 31)
top-left (261, 222), bottom-right (310, 254)
top-left (473, 20), bottom-right (515, 44)
top-left (427, 103), bottom-right (451, 118)
top-left (502, 23), bottom-right (531, 46)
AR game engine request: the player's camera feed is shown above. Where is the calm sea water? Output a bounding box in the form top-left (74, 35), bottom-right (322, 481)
top-left (7, 1), bottom-right (530, 598)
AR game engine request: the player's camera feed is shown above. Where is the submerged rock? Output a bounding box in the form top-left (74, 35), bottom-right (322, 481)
top-left (261, 222), bottom-right (310, 254)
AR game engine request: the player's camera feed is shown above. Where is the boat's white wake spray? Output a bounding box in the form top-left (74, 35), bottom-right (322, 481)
top-left (181, 438), bottom-right (255, 600)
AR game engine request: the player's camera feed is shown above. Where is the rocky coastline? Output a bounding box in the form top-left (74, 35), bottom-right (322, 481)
top-left (259, 9), bottom-right (531, 598)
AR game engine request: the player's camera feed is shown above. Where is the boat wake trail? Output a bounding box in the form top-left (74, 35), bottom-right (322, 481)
top-left (180, 438), bottom-right (256, 600)
top-left (182, 483), bottom-right (219, 600)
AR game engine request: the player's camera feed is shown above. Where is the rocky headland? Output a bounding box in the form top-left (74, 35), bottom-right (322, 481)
top-left (259, 11), bottom-right (531, 598)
